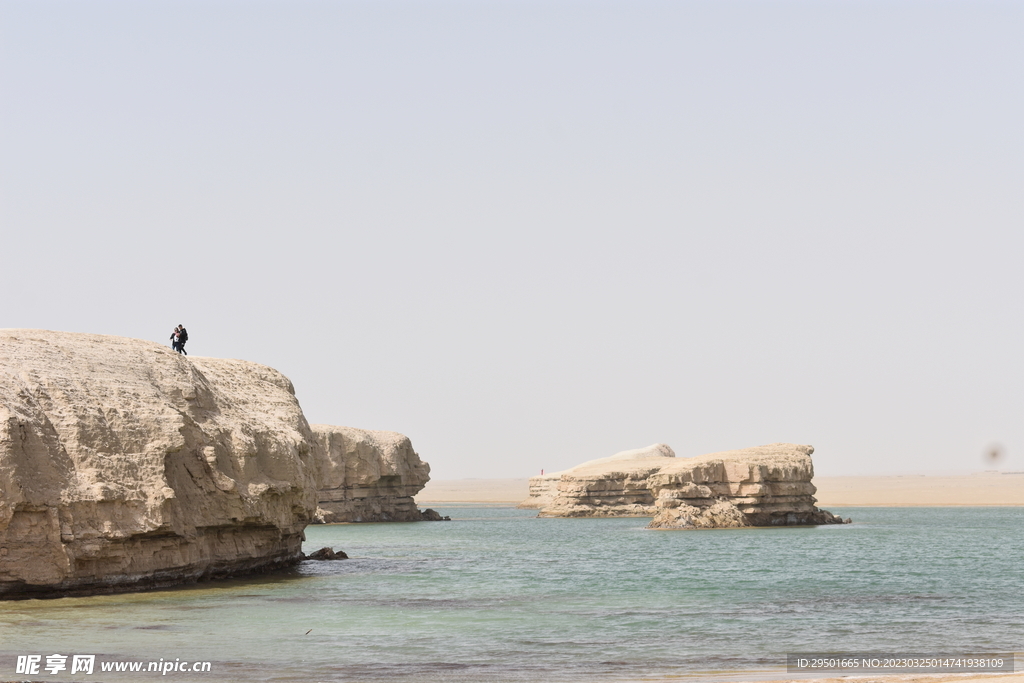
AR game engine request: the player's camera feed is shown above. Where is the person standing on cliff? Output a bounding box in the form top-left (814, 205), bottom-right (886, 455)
top-left (177, 325), bottom-right (188, 355)
top-left (169, 326), bottom-right (181, 353)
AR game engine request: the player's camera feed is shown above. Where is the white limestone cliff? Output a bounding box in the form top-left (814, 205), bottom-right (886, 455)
top-left (518, 443), bottom-right (676, 509)
top-left (0, 330), bottom-right (319, 598)
top-left (527, 443), bottom-right (849, 528)
top-left (311, 425), bottom-right (432, 523)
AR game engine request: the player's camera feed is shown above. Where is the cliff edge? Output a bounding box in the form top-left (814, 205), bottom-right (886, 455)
top-left (311, 425), bottom-right (432, 522)
top-left (0, 330), bottom-right (319, 598)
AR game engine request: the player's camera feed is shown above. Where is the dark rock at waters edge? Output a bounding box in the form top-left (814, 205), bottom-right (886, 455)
top-left (311, 506), bottom-right (450, 523)
top-left (744, 507), bottom-right (851, 527)
top-left (0, 554), bottom-right (306, 600)
top-left (648, 499), bottom-right (852, 530)
top-left (305, 547), bottom-right (349, 561)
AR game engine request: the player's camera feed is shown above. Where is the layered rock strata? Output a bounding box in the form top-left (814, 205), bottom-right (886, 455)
top-left (518, 443), bottom-right (676, 509)
top-left (530, 443), bottom-right (848, 528)
top-left (0, 330), bottom-right (320, 598)
top-left (311, 425), bottom-right (433, 523)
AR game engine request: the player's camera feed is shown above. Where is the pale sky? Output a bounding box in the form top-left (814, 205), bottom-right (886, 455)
top-left (2, 1), bottom-right (1022, 479)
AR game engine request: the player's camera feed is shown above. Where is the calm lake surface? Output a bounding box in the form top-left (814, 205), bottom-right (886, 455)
top-left (1, 507), bottom-right (1021, 682)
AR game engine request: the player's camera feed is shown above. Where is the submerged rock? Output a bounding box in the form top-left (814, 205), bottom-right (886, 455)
top-left (527, 443), bottom-right (849, 529)
top-left (419, 508), bottom-right (450, 521)
top-left (305, 547), bottom-right (348, 560)
top-left (311, 426), bottom-right (433, 523)
top-left (0, 330), bottom-right (319, 599)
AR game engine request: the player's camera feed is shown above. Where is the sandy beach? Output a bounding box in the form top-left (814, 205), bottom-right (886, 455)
top-left (417, 472), bottom-right (1024, 506)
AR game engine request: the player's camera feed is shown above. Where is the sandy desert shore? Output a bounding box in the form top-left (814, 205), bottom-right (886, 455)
top-left (813, 472), bottom-right (1024, 506)
top-left (418, 477), bottom-right (532, 502)
top-left (417, 472), bottom-right (1024, 506)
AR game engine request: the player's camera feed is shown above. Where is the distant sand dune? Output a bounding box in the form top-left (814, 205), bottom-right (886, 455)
top-left (418, 472), bottom-right (1024, 506)
top-left (814, 472), bottom-right (1024, 506)
top-left (417, 478), bottom-right (529, 503)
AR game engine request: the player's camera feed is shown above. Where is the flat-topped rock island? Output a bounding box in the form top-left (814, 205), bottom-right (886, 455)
top-left (519, 442), bottom-right (676, 510)
top-left (522, 443), bottom-right (849, 529)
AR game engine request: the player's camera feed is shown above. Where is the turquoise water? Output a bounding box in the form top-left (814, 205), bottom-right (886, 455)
top-left (1, 507), bottom-right (1021, 682)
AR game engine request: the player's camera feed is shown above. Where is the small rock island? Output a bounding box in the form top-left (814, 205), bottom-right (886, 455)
top-left (521, 443), bottom-right (849, 529)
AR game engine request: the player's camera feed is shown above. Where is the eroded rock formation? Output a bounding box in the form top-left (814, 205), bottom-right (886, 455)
top-left (528, 443), bottom-right (849, 528)
top-left (0, 330), bottom-right (319, 598)
top-left (311, 425), bottom-right (433, 523)
top-left (518, 443), bottom-right (675, 509)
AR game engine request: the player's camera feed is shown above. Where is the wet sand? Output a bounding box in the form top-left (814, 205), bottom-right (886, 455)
top-left (417, 472), bottom-right (1024, 506)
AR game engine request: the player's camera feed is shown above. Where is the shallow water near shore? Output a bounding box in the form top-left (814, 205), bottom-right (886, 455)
top-left (1, 507), bottom-right (1021, 682)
